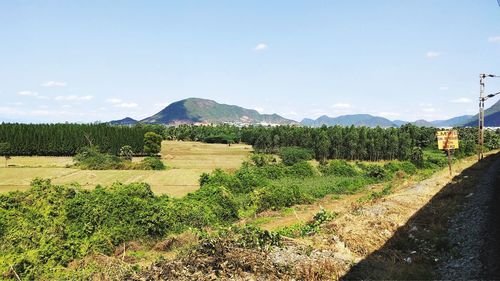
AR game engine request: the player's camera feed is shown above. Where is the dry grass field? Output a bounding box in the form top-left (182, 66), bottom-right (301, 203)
top-left (0, 141), bottom-right (252, 197)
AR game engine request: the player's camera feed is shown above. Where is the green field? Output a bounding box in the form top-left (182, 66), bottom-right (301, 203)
top-left (0, 141), bottom-right (251, 197)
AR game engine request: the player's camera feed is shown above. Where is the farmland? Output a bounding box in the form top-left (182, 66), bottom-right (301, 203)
top-left (0, 141), bottom-right (251, 197)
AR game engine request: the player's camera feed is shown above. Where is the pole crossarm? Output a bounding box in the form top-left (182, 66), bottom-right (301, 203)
top-left (482, 91), bottom-right (500, 101)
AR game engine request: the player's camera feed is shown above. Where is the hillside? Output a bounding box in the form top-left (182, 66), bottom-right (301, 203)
top-left (300, 114), bottom-right (396, 127)
top-left (141, 98), bottom-right (296, 125)
top-left (464, 99), bottom-right (500, 127)
top-left (431, 115), bottom-right (473, 127)
top-left (109, 117), bottom-right (138, 126)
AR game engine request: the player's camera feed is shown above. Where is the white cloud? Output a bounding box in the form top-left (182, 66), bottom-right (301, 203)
top-left (254, 43), bottom-right (268, 51)
top-left (107, 98), bottom-right (122, 104)
top-left (426, 51), bottom-right (441, 59)
top-left (42, 81), bottom-right (67, 87)
top-left (488, 36), bottom-right (500, 43)
top-left (439, 86), bottom-right (449, 91)
top-left (254, 107), bottom-right (264, 113)
top-left (18, 90), bottom-right (39, 96)
top-left (378, 112), bottom-right (401, 118)
top-left (451, 97), bottom-right (472, 103)
top-left (107, 98), bottom-right (138, 108)
top-left (422, 107), bottom-right (436, 112)
top-left (115, 102), bottom-right (138, 108)
top-left (331, 103), bottom-right (351, 109)
top-left (419, 102), bottom-right (433, 107)
top-left (17, 90), bottom-right (49, 100)
top-left (54, 95), bottom-right (93, 101)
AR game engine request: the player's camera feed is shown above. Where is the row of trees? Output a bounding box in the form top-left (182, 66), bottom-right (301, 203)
top-left (0, 123), bottom-right (151, 156)
top-left (163, 124), bottom-right (500, 161)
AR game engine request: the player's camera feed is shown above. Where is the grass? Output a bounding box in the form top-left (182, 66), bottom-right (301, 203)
top-left (0, 141), bottom-right (251, 197)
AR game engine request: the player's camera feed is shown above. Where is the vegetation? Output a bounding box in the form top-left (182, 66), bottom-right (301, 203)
top-left (0, 137), bottom-right (481, 279)
top-left (73, 146), bottom-right (165, 170)
top-left (279, 146), bottom-right (314, 166)
top-left (143, 132), bottom-right (163, 155)
top-left (165, 125), bottom-right (500, 161)
top-left (0, 142), bottom-right (11, 167)
top-left (0, 179), bottom-right (236, 279)
top-left (0, 123), bottom-right (151, 156)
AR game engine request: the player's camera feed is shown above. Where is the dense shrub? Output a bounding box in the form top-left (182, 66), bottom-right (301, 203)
top-left (250, 153), bottom-right (276, 167)
top-left (0, 178), bottom-right (242, 279)
top-left (319, 160), bottom-right (359, 177)
top-left (383, 161), bottom-right (417, 175)
top-left (199, 169), bottom-right (243, 193)
top-left (286, 161), bottom-right (317, 178)
top-left (357, 163), bottom-right (387, 179)
top-left (253, 183), bottom-right (311, 211)
top-left (138, 157), bottom-right (166, 170)
top-left (74, 146), bottom-right (166, 170)
top-left (279, 147), bottom-right (313, 166)
top-left (203, 134), bottom-right (238, 144)
top-left (73, 146), bottom-right (124, 170)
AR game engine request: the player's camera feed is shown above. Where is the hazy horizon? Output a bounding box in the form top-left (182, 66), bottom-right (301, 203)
top-left (2, 1), bottom-right (500, 123)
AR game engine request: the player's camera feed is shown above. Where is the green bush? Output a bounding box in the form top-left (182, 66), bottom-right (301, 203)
top-left (279, 146), bottom-right (313, 166)
top-left (0, 178), bottom-right (241, 279)
top-left (383, 161), bottom-right (417, 176)
top-left (250, 153), bottom-right (276, 167)
top-left (139, 157), bottom-right (166, 170)
top-left (253, 182), bottom-right (312, 212)
top-left (319, 160), bottom-right (359, 177)
top-left (199, 169), bottom-right (243, 193)
top-left (357, 163), bottom-right (387, 179)
top-left (286, 161), bottom-right (317, 178)
top-left (203, 134), bottom-right (238, 144)
top-left (73, 146), bottom-right (124, 170)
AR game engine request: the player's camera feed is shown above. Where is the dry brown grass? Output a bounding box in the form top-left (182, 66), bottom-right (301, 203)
top-left (0, 141), bottom-right (252, 197)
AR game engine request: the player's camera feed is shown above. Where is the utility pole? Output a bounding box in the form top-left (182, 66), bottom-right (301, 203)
top-left (478, 73), bottom-right (500, 161)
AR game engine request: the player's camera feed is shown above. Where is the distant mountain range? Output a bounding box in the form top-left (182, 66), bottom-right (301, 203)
top-left (301, 114), bottom-right (395, 127)
top-left (108, 97), bottom-right (500, 128)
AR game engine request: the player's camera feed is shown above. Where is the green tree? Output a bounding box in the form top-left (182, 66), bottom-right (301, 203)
top-left (410, 146), bottom-right (424, 167)
top-left (0, 142), bottom-right (11, 167)
top-left (313, 130), bottom-right (330, 162)
top-left (119, 145), bottom-right (134, 161)
top-left (144, 132), bottom-right (162, 155)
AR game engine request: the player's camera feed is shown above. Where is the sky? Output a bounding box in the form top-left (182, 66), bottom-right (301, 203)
top-left (1, 0), bottom-right (500, 123)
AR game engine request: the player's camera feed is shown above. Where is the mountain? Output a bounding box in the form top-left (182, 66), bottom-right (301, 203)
top-left (140, 98), bottom-right (296, 125)
top-left (392, 120), bottom-right (408, 127)
top-left (430, 115), bottom-right (473, 127)
top-left (109, 117), bottom-right (138, 126)
top-left (300, 114), bottom-right (396, 127)
top-left (411, 119), bottom-right (435, 127)
top-left (464, 98), bottom-right (500, 127)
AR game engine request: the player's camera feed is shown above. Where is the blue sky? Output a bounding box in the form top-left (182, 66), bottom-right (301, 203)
top-left (1, 0), bottom-right (500, 123)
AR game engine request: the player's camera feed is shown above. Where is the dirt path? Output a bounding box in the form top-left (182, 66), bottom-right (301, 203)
top-left (437, 153), bottom-right (500, 279)
top-left (340, 151), bottom-right (500, 280)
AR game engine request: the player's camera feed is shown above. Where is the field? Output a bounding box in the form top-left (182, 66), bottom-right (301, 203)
top-left (0, 141), bottom-right (251, 197)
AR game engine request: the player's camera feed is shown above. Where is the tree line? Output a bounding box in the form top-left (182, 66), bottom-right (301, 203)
top-left (164, 124), bottom-right (500, 161)
top-left (1, 122), bottom-right (498, 159)
top-left (0, 123), bottom-right (150, 156)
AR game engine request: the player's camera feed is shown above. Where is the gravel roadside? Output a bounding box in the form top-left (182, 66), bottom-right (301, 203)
top-left (437, 156), bottom-right (500, 280)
